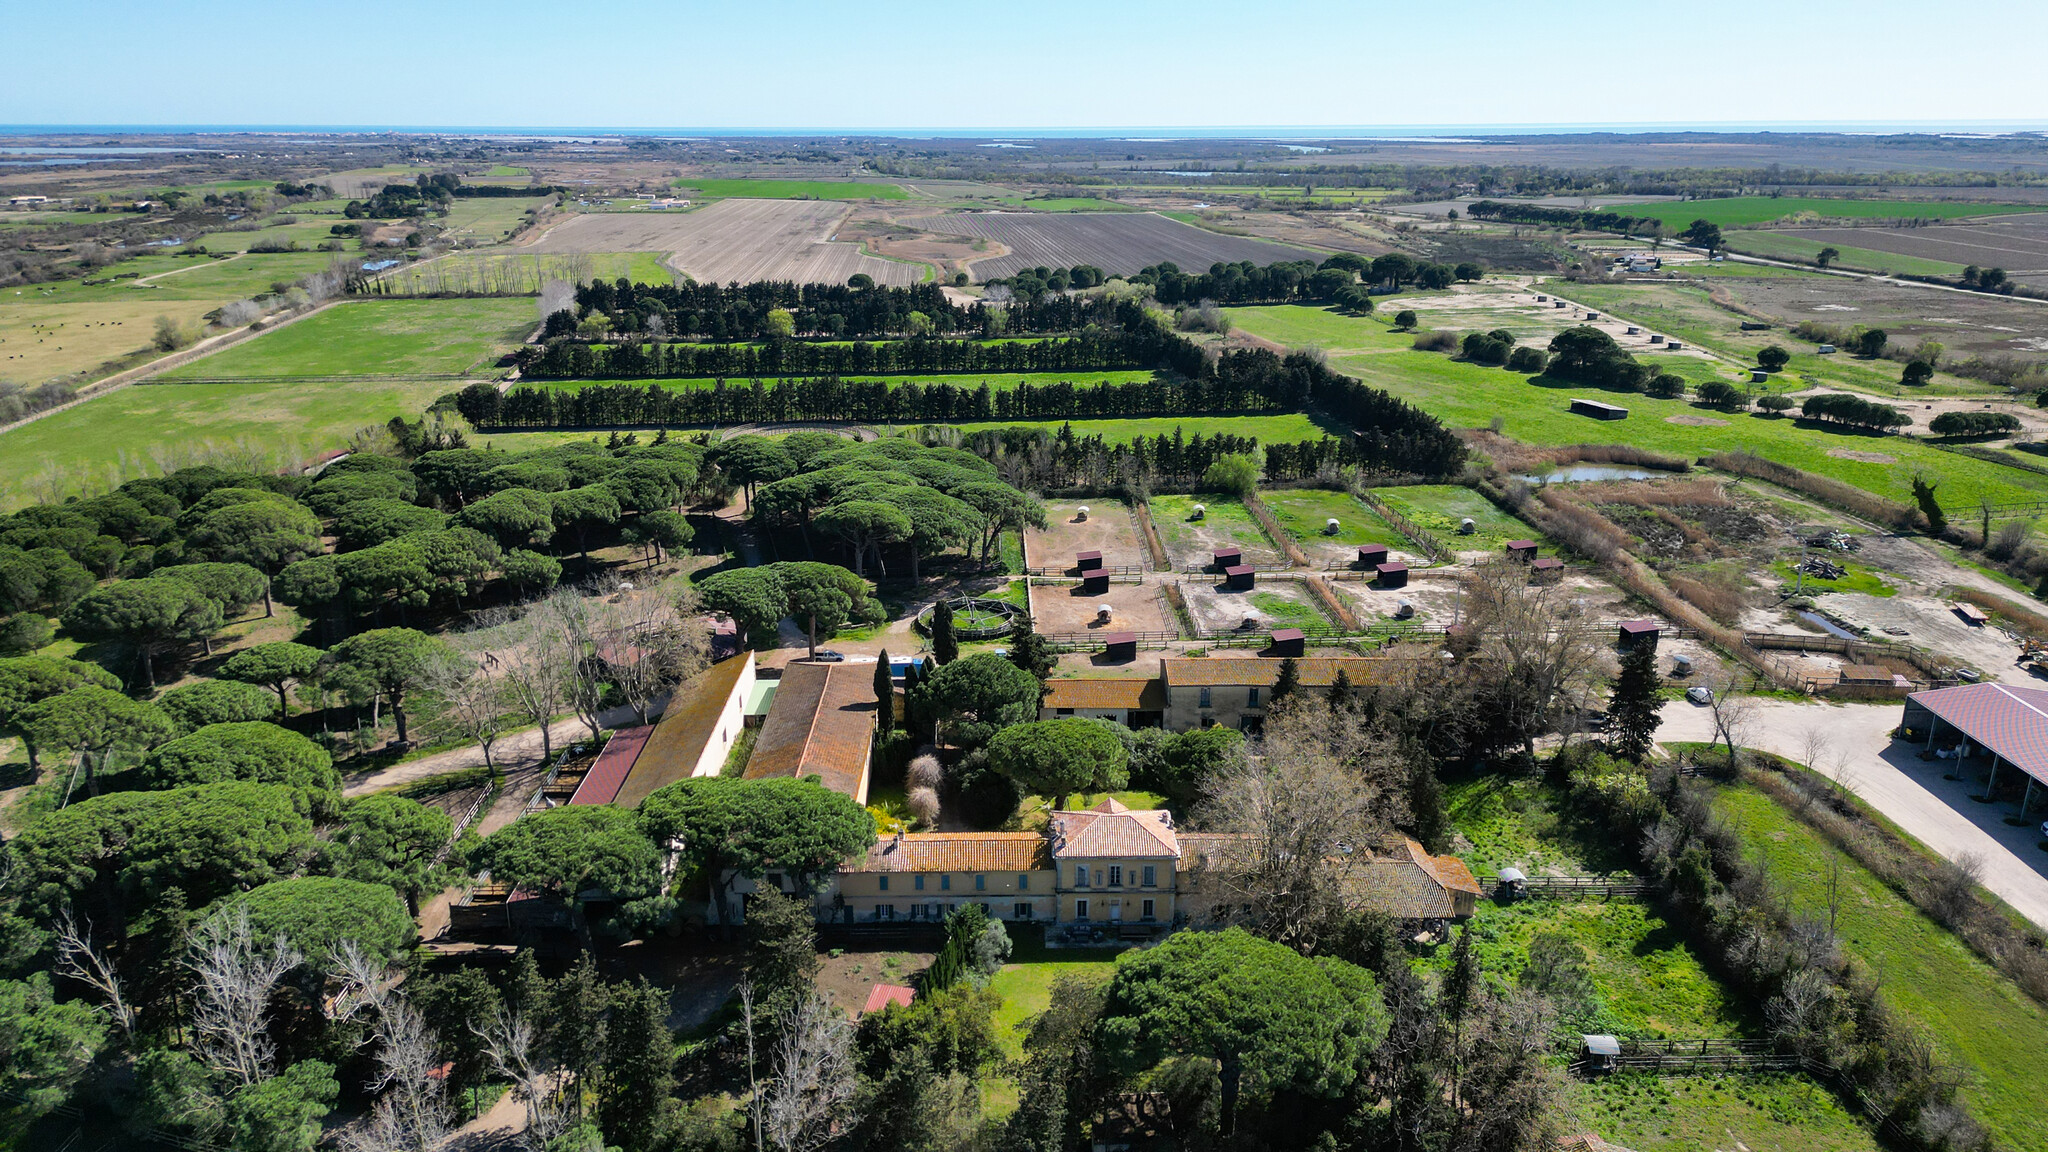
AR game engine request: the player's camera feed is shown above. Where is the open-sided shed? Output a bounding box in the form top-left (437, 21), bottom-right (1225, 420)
top-left (1902, 682), bottom-right (2048, 817)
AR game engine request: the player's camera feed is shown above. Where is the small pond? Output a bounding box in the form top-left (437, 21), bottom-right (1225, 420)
top-left (1514, 465), bottom-right (1664, 483)
top-left (1796, 610), bottom-right (1860, 640)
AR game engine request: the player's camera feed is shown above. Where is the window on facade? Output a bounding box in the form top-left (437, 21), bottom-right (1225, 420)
top-left (1247, 686), bottom-right (1260, 707)
top-left (1075, 866), bottom-right (1089, 887)
top-left (1056, 707), bottom-right (1074, 715)
top-left (914, 875), bottom-right (925, 891)
top-left (880, 904), bottom-right (895, 920)
top-left (974, 874), bottom-right (985, 891)
top-left (980, 902), bottom-right (991, 914)
top-left (766, 873), bottom-right (785, 890)
top-left (1014, 902), bottom-right (1032, 920)
top-left (1142, 865), bottom-right (1156, 887)
top-left (1199, 687), bottom-right (1212, 708)
top-left (1075, 899), bottom-right (1090, 920)
top-left (1018, 874), bottom-right (1030, 890)
top-left (1142, 899), bottom-right (1155, 920)
top-left (878, 876), bottom-right (889, 891)
top-left (940, 875), bottom-right (951, 891)
top-left (1107, 865), bottom-right (1122, 887)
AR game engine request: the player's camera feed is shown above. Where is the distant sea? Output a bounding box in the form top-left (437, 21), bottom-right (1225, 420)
top-left (3, 122), bottom-right (2048, 140)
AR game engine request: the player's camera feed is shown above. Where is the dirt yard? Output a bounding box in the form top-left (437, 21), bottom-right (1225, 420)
top-left (1025, 500), bottom-right (1148, 571)
top-left (1386, 281), bottom-right (1722, 365)
top-left (523, 199), bottom-right (921, 286)
top-left (1149, 495), bottom-right (1284, 568)
top-left (1809, 590), bottom-right (2025, 683)
top-left (1028, 579), bottom-right (1173, 636)
top-left (1181, 577), bottom-right (1331, 634)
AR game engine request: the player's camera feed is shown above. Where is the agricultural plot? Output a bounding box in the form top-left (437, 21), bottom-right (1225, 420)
top-left (381, 251), bottom-right (672, 295)
top-left (0, 376), bottom-right (451, 511)
top-left (1714, 785), bottom-right (2048, 1151)
top-left (434, 195), bottom-right (553, 243)
top-left (1605, 196), bottom-right (2033, 229)
top-left (671, 178), bottom-right (909, 201)
top-left (1225, 306), bottom-right (2048, 510)
top-left (526, 199), bottom-right (922, 286)
top-left (1725, 232), bottom-right (1970, 279)
top-left (1147, 495), bottom-right (1283, 568)
top-left (1768, 215), bottom-right (2048, 276)
top-left (904, 211), bottom-right (1319, 279)
top-left (1028, 580), bottom-right (1173, 640)
top-left (1024, 500), bottom-right (1148, 572)
top-left (157, 298), bottom-right (533, 379)
top-left (1371, 485), bottom-right (1547, 558)
top-left (1257, 486), bottom-right (1413, 565)
top-left (1180, 577), bottom-right (1330, 634)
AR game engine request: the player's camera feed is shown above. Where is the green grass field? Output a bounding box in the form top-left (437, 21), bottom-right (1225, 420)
top-left (1720, 232), bottom-right (1970, 278)
top-left (379, 250), bottom-right (672, 294)
top-left (993, 196), bottom-right (1142, 212)
top-left (434, 195), bottom-right (552, 243)
top-left (158, 298), bottom-right (533, 379)
top-left (1568, 1073), bottom-right (1882, 1152)
top-left (1374, 484), bottom-right (1548, 553)
top-left (1714, 784), bottom-right (2048, 1151)
top-left (1149, 494), bottom-right (1277, 561)
top-left (1259, 487), bottom-right (1411, 552)
top-left (0, 376), bottom-right (452, 510)
top-left (1225, 305), bottom-right (2047, 510)
top-left (1607, 197), bottom-right (2033, 229)
top-left (671, 178), bottom-right (909, 201)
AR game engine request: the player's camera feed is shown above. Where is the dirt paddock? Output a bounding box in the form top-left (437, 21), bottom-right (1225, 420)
top-left (1028, 579), bottom-right (1173, 635)
top-left (1025, 500), bottom-right (1148, 571)
top-left (1181, 578), bottom-right (1330, 634)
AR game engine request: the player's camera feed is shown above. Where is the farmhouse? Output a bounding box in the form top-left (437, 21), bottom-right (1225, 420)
top-left (1040, 677), bottom-right (1166, 727)
top-left (1160, 656), bottom-right (1393, 731)
top-left (1900, 682), bottom-right (2048, 816)
top-left (743, 658), bottom-right (878, 804)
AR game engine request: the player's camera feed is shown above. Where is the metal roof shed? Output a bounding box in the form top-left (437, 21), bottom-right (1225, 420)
top-left (1904, 682), bottom-right (2048, 816)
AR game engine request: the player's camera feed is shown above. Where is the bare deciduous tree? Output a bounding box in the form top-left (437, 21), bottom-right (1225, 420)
top-left (429, 648), bottom-right (511, 781)
top-left (54, 906), bottom-right (135, 1041)
top-left (493, 610), bottom-right (575, 762)
top-left (476, 1006), bottom-right (570, 1151)
top-left (1460, 561), bottom-right (1605, 764)
top-left (1704, 678), bottom-right (1756, 771)
top-left (760, 990), bottom-right (860, 1152)
top-left (595, 584), bottom-right (710, 726)
top-left (187, 904), bottom-right (301, 1089)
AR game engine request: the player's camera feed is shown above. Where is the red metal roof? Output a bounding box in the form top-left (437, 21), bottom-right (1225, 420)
top-left (863, 984), bottom-right (915, 1014)
top-left (1102, 631), bottom-right (1138, 645)
top-left (1910, 682), bottom-right (2048, 785)
top-left (1224, 564), bottom-right (1254, 576)
top-left (1376, 562), bottom-right (1409, 574)
top-left (1619, 619), bottom-right (1660, 634)
top-left (1076, 550), bottom-right (1102, 561)
top-left (568, 725), bottom-right (656, 805)
top-left (1271, 628), bottom-right (1305, 641)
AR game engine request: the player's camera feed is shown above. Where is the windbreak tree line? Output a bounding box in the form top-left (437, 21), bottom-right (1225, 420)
top-left (517, 325), bottom-right (1189, 380)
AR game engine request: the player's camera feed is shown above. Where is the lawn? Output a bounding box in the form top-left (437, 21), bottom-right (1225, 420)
top-left (985, 929), bottom-right (1123, 1058)
top-left (1259, 487), bottom-right (1411, 552)
top-left (1604, 197), bottom-right (2032, 229)
top-left (1721, 231), bottom-right (1969, 278)
top-left (0, 376), bottom-right (452, 511)
top-left (1373, 485), bottom-right (1547, 554)
top-left (158, 298), bottom-right (534, 379)
top-left (1224, 306), bottom-right (2048, 510)
top-left (1247, 590), bottom-right (1328, 628)
top-left (1148, 495), bottom-right (1275, 561)
top-left (995, 196), bottom-right (1143, 212)
top-left (1713, 785), bottom-right (2048, 1152)
top-left (671, 178), bottom-right (909, 201)
top-left (1567, 1073), bottom-right (1883, 1152)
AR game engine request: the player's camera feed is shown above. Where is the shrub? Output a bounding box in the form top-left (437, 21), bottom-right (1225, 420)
top-left (1393, 310), bottom-right (1417, 330)
top-left (907, 754), bottom-right (944, 791)
top-left (1412, 329), bottom-right (1458, 352)
top-left (1695, 380), bottom-right (1745, 410)
top-left (1928, 411), bottom-right (2021, 438)
top-left (1461, 332), bottom-right (1511, 366)
top-left (1645, 372), bottom-right (1686, 399)
top-left (907, 785), bottom-right (940, 827)
top-left (1505, 346), bottom-right (1548, 373)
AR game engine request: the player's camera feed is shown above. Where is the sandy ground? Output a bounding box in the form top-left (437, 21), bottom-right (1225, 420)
top-left (1028, 579), bottom-right (1173, 636)
top-left (1025, 501), bottom-right (1147, 571)
top-left (1387, 283), bottom-right (1723, 366)
top-left (1181, 578), bottom-right (1328, 634)
top-left (905, 210), bottom-right (1318, 279)
top-left (523, 199), bottom-right (920, 286)
top-left (1658, 697), bottom-right (2048, 933)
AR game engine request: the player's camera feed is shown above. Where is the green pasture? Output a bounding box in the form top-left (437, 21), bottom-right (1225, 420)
top-left (1545, 282), bottom-right (1992, 397)
top-left (435, 195), bottom-right (552, 242)
top-left (482, 165), bottom-right (529, 178)
top-left (0, 376), bottom-right (452, 511)
top-left (158, 298), bottom-right (534, 379)
top-left (380, 250), bottom-right (673, 293)
top-left (670, 178), bottom-right (909, 201)
top-left (186, 220), bottom-right (351, 253)
top-left (1714, 784), bottom-right (2048, 1151)
top-left (1767, 558), bottom-right (1895, 597)
top-left (1373, 484), bottom-right (1546, 554)
top-left (1568, 1073), bottom-right (1882, 1152)
top-left (1606, 196), bottom-right (2032, 229)
top-left (1148, 494), bottom-right (1278, 562)
top-left (1225, 305), bottom-right (2046, 509)
top-left (1721, 231), bottom-right (1970, 278)
top-left (994, 196), bottom-right (1142, 212)
top-left (1247, 590), bottom-right (1328, 628)
top-left (1258, 487), bottom-right (1410, 551)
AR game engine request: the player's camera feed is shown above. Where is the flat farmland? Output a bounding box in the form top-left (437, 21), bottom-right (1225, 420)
top-left (382, 251), bottom-right (672, 294)
top-left (1723, 232), bottom-right (1969, 278)
top-left (435, 195), bottom-right (553, 243)
top-left (1025, 500), bottom-right (1148, 572)
top-left (671, 178), bottom-right (909, 201)
top-left (1605, 196), bottom-right (2035, 229)
top-left (525, 200), bottom-right (922, 286)
top-left (158, 298), bottom-right (533, 379)
top-left (904, 211), bottom-right (1320, 279)
top-left (0, 376), bottom-right (451, 510)
top-left (1769, 215), bottom-right (2048, 276)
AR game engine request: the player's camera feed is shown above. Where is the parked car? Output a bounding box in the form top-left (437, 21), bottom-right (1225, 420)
top-left (811, 650), bottom-right (845, 663)
top-left (1686, 686), bottom-right (1715, 705)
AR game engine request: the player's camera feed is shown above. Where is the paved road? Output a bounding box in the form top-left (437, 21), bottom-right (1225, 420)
top-left (1658, 697), bottom-right (2048, 932)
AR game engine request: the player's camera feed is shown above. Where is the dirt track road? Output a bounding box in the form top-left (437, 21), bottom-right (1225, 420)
top-left (1658, 697), bottom-right (2048, 932)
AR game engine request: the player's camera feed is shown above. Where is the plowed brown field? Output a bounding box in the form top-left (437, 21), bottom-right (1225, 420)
top-left (906, 211), bottom-right (1319, 278)
top-left (524, 199), bottom-right (924, 285)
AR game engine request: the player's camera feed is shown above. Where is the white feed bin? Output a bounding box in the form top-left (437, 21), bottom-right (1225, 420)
top-left (1075, 505), bottom-right (1089, 521)
top-left (1096, 604), bottom-right (1113, 622)
top-left (1394, 600), bottom-right (1415, 619)
top-left (1459, 517), bottom-right (1477, 535)
top-left (1324, 518), bottom-right (1341, 535)
top-left (1190, 504), bottom-right (1206, 521)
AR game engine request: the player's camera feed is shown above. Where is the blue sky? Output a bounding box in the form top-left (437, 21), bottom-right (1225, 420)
top-left (6, 0), bottom-right (2045, 130)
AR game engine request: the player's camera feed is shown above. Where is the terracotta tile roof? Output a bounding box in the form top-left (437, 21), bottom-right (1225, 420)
top-left (746, 661), bottom-right (876, 800)
top-left (1162, 657), bottom-right (1397, 688)
top-left (855, 832), bottom-right (1050, 873)
top-left (1043, 678), bottom-right (1166, 711)
top-left (611, 653), bottom-right (753, 808)
top-left (1910, 682), bottom-right (2048, 786)
top-left (1050, 797), bottom-right (1180, 859)
top-left (1426, 850), bottom-right (1483, 896)
top-left (1346, 840), bottom-right (1479, 920)
top-left (1174, 832), bottom-right (1250, 871)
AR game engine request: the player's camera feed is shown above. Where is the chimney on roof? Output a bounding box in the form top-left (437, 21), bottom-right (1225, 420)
top-left (892, 830), bottom-right (904, 850)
